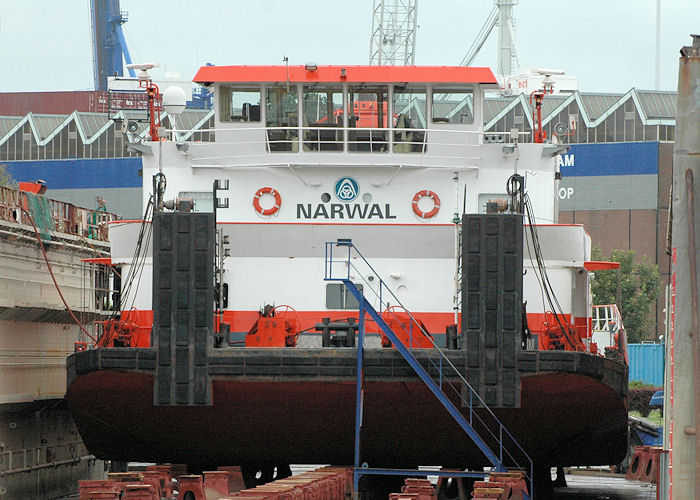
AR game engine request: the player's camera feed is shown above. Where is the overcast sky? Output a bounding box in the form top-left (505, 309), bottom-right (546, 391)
top-left (1, 0), bottom-right (697, 93)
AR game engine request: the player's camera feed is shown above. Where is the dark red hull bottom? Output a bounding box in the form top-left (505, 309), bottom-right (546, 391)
top-left (66, 369), bottom-right (627, 470)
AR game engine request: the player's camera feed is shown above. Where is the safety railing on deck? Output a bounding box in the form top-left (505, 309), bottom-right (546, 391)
top-left (166, 126), bottom-right (484, 167)
top-left (592, 303), bottom-right (625, 334)
top-left (324, 239), bottom-right (533, 497)
top-left (592, 304), bottom-right (628, 364)
top-left (265, 126), bottom-right (428, 153)
top-left (0, 186), bottom-right (117, 242)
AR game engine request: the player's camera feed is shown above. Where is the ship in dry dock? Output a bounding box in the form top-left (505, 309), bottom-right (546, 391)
top-left (64, 65), bottom-right (630, 494)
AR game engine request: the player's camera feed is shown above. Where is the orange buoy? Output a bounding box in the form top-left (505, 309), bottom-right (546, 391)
top-left (253, 187), bottom-right (281, 216)
top-left (412, 190), bottom-right (440, 219)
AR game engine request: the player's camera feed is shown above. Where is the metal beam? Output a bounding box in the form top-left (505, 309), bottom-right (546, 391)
top-left (460, 6), bottom-right (498, 67)
top-left (355, 468), bottom-right (488, 479)
top-left (115, 24), bottom-right (135, 77)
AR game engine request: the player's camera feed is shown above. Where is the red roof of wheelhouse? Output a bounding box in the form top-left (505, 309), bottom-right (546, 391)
top-left (193, 65), bottom-right (498, 85)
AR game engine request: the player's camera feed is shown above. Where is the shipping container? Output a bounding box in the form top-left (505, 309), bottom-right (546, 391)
top-left (628, 343), bottom-right (665, 387)
top-left (0, 90), bottom-right (160, 116)
top-left (0, 91), bottom-right (101, 115)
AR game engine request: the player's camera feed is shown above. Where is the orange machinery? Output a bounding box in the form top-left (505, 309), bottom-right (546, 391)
top-left (380, 306), bottom-right (434, 349)
top-left (245, 305), bottom-right (300, 347)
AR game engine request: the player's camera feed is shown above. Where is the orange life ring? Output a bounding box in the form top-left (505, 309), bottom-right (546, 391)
top-left (412, 190), bottom-right (440, 219)
top-left (253, 187), bottom-right (281, 216)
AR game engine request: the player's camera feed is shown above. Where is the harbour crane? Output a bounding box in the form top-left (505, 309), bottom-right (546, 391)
top-left (90, 0), bottom-right (136, 91)
top-left (368, 0), bottom-right (418, 65)
top-left (460, 0), bottom-right (519, 76)
top-left (368, 0), bottom-right (518, 77)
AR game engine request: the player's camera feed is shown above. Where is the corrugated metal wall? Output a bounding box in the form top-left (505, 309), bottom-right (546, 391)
top-left (628, 343), bottom-right (665, 387)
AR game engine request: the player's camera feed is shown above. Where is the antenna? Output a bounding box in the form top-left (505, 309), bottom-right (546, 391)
top-left (127, 63), bottom-right (161, 141)
top-left (655, 0), bottom-right (661, 90)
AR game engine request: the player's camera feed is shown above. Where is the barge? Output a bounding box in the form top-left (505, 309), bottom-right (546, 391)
top-left (65, 65), bottom-right (629, 489)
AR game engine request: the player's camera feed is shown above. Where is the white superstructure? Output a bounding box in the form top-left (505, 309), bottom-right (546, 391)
top-left (110, 65), bottom-right (599, 350)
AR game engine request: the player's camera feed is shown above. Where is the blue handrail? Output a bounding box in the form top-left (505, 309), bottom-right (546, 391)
top-left (324, 239), bottom-right (533, 496)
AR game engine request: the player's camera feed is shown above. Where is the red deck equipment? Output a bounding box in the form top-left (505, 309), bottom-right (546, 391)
top-left (380, 306), bottom-right (434, 349)
top-left (246, 305), bottom-right (300, 347)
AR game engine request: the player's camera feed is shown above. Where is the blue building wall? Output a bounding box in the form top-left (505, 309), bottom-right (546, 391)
top-left (558, 142), bottom-right (659, 211)
top-left (5, 158), bottom-right (142, 189)
top-left (628, 343), bottom-right (665, 387)
top-left (5, 158), bottom-right (143, 219)
top-left (559, 142), bottom-right (658, 177)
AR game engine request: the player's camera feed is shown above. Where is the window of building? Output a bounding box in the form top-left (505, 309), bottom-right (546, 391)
top-left (220, 86), bottom-right (261, 122)
top-left (392, 86), bottom-right (426, 152)
top-left (634, 114), bottom-right (644, 142)
top-left (645, 125), bottom-right (657, 141)
top-left (348, 86), bottom-right (388, 152)
top-left (587, 127), bottom-right (595, 143)
top-left (432, 87), bottom-right (474, 124)
top-left (614, 108), bottom-right (624, 142)
top-left (266, 85), bottom-right (298, 152)
top-left (302, 85), bottom-right (344, 151)
top-left (326, 283), bottom-right (363, 310)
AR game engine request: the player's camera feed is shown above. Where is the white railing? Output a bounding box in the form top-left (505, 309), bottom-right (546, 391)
top-left (591, 303), bottom-right (628, 362)
top-left (592, 303), bottom-right (625, 335)
top-left (167, 126), bottom-right (489, 168)
top-left (265, 125), bottom-right (427, 154)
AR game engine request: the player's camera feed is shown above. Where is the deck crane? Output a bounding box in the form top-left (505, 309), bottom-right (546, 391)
top-left (90, 0), bottom-right (136, 91)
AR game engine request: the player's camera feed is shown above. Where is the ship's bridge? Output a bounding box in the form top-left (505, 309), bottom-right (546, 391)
top-left (190, 65), bottom-right (499, 168)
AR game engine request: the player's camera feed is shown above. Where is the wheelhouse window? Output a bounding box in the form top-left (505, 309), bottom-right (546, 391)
top-left (392, 86), bottom-right (427, 153)
top-left (220, 86), bottom-right (261, 122)
top-left (266, 85), bottom-right (298, 152)
top-left (303, 85), bottom-right (343, 151)
top-left (348, 86), bottom-right (388, 152)
top-left (432, 87), bottom-right (474, 124)
top-left (326, 283), bottom-right (364, 310)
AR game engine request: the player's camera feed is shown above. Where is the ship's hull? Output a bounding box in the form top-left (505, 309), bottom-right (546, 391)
top-left (66, 347), bottom-right (628, 470)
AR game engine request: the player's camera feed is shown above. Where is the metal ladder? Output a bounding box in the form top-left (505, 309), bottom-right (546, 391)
top-left (324, 239), bottom-right (533, 499)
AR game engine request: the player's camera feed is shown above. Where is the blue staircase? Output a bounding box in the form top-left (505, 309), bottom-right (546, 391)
top-left (324, 239), bottom-right (533, 499)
